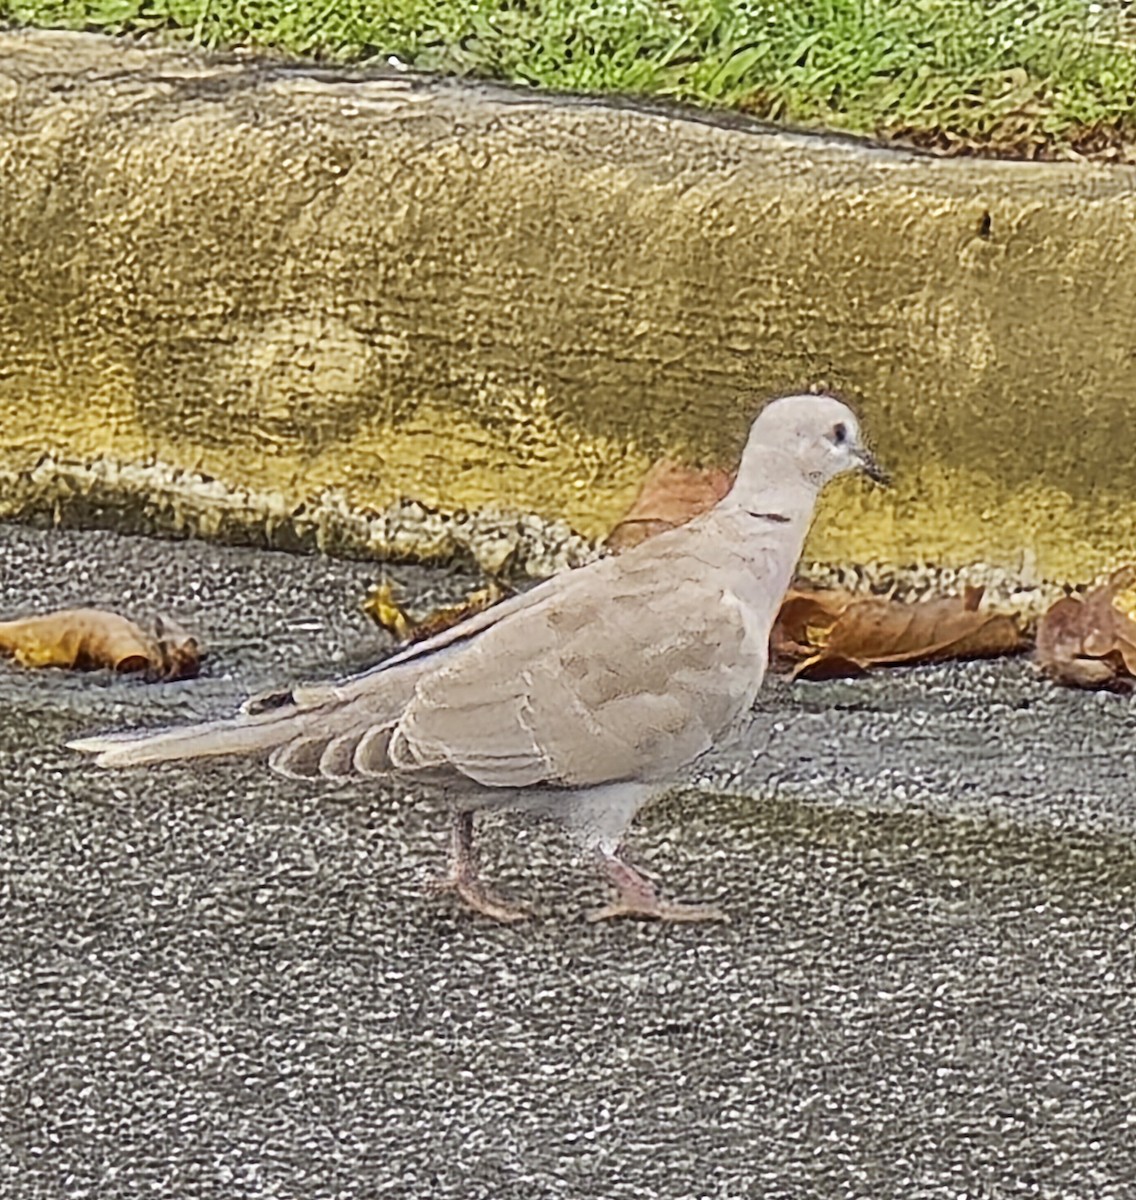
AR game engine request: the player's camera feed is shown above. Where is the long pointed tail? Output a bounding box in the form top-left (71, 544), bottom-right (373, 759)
top-left (70, 639), bottom-right (439, 772)
top-left (68, 705), bottom-right (310, 768)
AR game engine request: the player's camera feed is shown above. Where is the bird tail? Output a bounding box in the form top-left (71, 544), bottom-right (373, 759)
top-left (68, 704), bottom-right (311, 768)
top-left (69, 612), bottom-right (468, 772)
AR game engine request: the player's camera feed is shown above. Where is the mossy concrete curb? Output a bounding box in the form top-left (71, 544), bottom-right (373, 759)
top-left (2, 28), bottom-right (1135, 583)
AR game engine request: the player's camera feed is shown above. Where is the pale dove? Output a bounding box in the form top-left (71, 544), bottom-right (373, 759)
top-left (70, 395), bottom-right (886, 923)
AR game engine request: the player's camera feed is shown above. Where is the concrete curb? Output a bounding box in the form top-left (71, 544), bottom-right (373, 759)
top-left (3, 28), bottom-right (1135, 583)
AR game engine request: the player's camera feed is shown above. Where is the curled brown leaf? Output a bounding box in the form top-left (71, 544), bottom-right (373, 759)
top-left (0, 608), bottom-right (201, 681)
top-left (363, 580), bottom-right (508, 645)
top-left (1036, 567), bottom-right (1136, 690)
top-left (606, 460), bottom-right (735, 551)
top-left (769, 587), bottom-right (858, 671)
top-left (150, 614), bottom-right (204, 682)
top-left (362, 582), bottom-right (415, 642)
top-left (772, 586), bottom-right (1028, 679)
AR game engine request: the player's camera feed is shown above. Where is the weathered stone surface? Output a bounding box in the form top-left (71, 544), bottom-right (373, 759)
top-left (2, 28), bottom-right (1136, 579)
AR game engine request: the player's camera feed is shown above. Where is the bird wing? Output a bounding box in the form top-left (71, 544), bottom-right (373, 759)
top-left (386, 531), bottom-right (773, 788)
top-left (67, 563), bottom-right (573, 769)
top-left (73, 510), bottom-right (790, 782)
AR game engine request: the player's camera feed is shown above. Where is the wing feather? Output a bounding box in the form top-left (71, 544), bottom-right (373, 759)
top-left (391, 550), bottom-right (770, 788)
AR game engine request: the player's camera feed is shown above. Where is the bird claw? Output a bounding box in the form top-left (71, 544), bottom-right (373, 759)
top-left (428, 874), bottom-right (529, 924)
top-left (592, 851), bottom-right (729, 924)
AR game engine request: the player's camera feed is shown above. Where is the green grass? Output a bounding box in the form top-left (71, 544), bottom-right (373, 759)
top-left (6, 0), bottom-right (1136, 156)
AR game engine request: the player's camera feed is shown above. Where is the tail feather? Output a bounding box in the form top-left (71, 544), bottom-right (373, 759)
top-left (68, 705), bottom-right (310, 768)
top-left (69, 636), bottom-right (449, 772)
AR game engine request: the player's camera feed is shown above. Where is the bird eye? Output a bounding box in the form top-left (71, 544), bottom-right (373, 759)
top-left (832, 422), bottom-right (848, 445)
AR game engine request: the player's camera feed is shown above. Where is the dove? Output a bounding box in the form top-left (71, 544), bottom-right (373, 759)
top-left (70, 394), bottom-right (886, 923)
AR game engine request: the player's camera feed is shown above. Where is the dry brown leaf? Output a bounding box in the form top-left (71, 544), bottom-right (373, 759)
top-left (1036, 566), bottom-right (1136, 689)
top-left (771, 586), bottom-right (1028, 679)
top-left (769, 587), bottom-right (859, 670)
top-left (362, 582), bottom-right (414, 642)
top-left (362, 580), bottom-right (508, 645)
top-left (606, 460), bottom-right (735, 551)
top-left (0, 608), bottom-right (201, 680)
top-left (150, 614), bottom-right (204, 682)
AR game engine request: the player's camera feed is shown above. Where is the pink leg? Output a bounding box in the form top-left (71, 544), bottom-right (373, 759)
top-left (588, 851), bottom-right (729, 924)
top-left (429, 811), bottom-right (529, 924)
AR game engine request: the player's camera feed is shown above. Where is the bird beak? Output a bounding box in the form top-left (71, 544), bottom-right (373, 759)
top-left (856, 447), bottom-right (890, 486)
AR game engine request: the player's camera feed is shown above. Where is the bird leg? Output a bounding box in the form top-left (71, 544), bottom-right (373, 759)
top-left (429, 810), bottom-right (529, 924)
top-left (589, 851), bottom-right (729, 924)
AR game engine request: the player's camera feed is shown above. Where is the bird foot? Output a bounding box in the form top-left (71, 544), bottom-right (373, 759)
top-left (588, 898), bottom-right (730, 924)
top-left (590, 852), bottom-right (729, 923)
top-left (429, 873), bottom-right (529, 924)
top-left (432, 810), bottom-right (529, 923)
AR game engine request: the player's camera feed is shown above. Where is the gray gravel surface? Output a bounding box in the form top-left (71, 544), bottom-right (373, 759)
top-left (2, 524), bottom-right (1136, 1200)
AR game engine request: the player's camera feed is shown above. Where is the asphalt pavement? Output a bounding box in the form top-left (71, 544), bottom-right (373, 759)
top-left (2, 523), bottom-right (1135, 1199)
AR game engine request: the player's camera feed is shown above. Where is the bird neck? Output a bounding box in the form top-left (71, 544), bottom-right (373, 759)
top-left (719, 446), bottom-right (819, 527)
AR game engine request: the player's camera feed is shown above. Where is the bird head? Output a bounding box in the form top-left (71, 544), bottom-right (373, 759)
top-left (739, 393), bottom-right (888, 492)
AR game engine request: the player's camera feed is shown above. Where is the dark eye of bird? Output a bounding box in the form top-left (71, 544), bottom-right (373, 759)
top-left (832, 423), bottom-right (848, 445)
